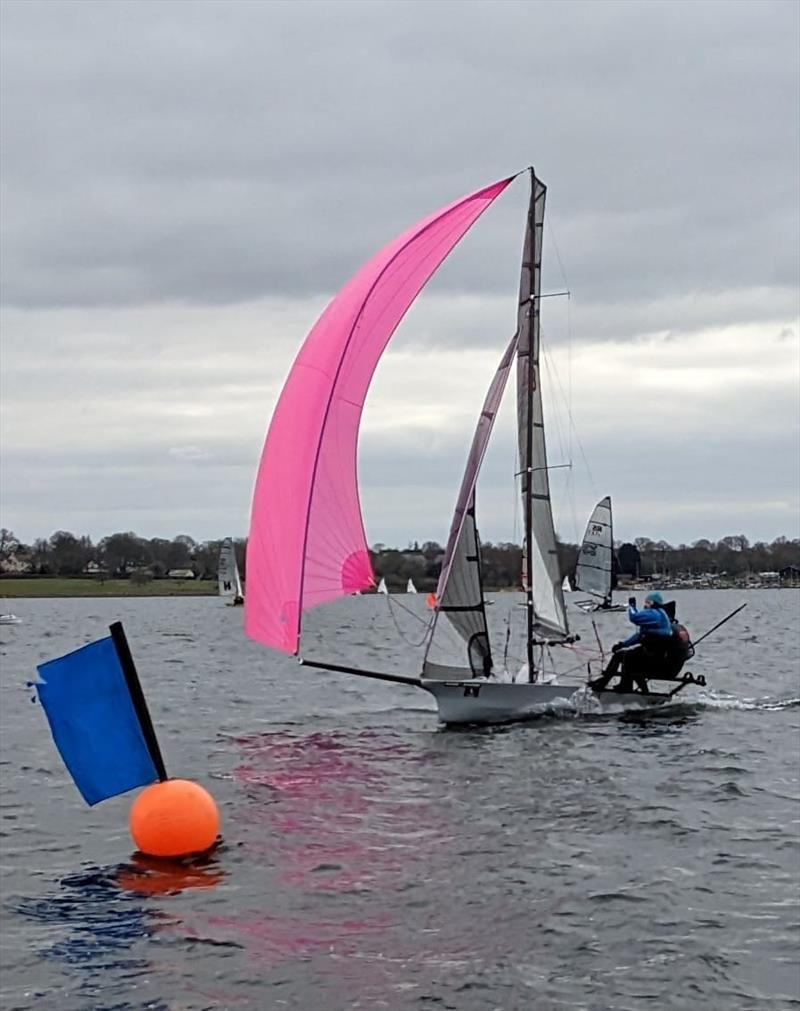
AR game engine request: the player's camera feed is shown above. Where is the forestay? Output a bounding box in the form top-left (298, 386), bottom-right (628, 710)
top-left (423, 334), bottom-right (518, 679)
top-left (246, 176), bottom-right (514, 653)
top-left (516, 173), bottom-right (569, 641)
top-left (574, 496), bottom-right (613, 599)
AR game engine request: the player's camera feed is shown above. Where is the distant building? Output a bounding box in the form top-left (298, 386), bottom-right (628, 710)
top-left (167, 568), bottom-right (196, 579)
top-left (82, 560), bottom-right (106, 575)
top-left (779, 565), bottom-right (800, 586)
top-left (0, 554), bottom-right (31, 574)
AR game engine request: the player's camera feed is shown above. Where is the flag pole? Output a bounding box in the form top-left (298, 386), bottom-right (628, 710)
top-left (109, 621), bottom-right (168, 782)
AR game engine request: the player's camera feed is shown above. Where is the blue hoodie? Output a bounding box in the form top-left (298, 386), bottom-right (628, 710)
top-left (622, 604), bottom-right (673, 647)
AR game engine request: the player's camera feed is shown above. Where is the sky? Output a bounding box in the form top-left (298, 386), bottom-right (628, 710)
top-left (1, 0), bottom-right (798, 551)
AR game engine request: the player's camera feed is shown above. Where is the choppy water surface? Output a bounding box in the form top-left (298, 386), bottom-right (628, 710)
top-left (1, 589), bottom-right (798, 1010)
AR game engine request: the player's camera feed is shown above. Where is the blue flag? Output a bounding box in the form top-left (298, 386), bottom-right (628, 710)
top-left (36, 636), bottom-right (160, 805)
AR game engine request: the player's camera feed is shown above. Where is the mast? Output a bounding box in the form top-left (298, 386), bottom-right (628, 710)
top-left (523, 169), bottom-right (545, 681)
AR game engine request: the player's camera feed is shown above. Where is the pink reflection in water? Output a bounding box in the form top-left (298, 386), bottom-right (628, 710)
top-left (232, 730), bottom-right (447, 893)
top-left (181, 730), bottom-right (519, 999)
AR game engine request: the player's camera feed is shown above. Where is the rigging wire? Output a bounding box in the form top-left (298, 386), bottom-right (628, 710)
top-left (546, 341), bottom-right (597, 496)
top-left (540, 334), bottom-right (574, 537)
top-left (545, 212), bottom-right (572, 472)
top-left (545, 212), bottom-right (598, 539)
top-left (383, 592), bottom-right (435, 649)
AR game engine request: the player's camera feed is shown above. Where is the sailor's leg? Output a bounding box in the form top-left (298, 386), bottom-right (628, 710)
top-left (628, 647), bottom-right (656, 692)
top-left (590, 651), bottom-right (623, 690)
top-left (616, 647), bottom-right (646, 692)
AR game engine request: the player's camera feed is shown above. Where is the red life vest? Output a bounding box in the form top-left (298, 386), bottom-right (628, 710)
top-left (671, 621), bottom-right (694, 660)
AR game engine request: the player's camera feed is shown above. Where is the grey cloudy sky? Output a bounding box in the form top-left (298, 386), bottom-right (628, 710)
top-left (1, 0), bottom-right (798, 549)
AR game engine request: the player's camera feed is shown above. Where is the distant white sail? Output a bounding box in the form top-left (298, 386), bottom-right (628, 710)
top-left (407, 578), bottom-right (417, 593)
top-left (574, 496), bottom-right (613, 601)
top-left (562, 575), bottom-right (572, 593)
top-left (218, 537), bottom-right (244, 604)
top-left (377, 577), bottom-right (388, 594)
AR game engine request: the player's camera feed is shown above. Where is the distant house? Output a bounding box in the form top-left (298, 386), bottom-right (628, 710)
top-left (167, 568), bottom-right (196, 579)
top-left (82, 560), bottom-right (106, 575)
top-left (0, 554), bottom-right (31, 574)
top-left (779, 565), bottom-right (800, 586)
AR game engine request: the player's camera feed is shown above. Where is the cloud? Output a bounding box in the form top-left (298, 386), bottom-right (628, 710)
top-left (0, 0), bottom-right (798, 547)
top-left (2, 295), bottom-right (797, 545)
top-left (1, 0), bottom-right (797, 328)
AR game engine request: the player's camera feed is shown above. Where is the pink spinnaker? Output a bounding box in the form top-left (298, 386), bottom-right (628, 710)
top-left (245, 176), bottom-right (514, 653)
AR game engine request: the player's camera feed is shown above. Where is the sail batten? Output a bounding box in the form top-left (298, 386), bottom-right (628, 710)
top-left (246, 177), bottom-right (514, 653)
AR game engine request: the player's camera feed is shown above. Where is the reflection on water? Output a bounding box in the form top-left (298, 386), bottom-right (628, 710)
top-left (116, 852), bottom-right (225, 897)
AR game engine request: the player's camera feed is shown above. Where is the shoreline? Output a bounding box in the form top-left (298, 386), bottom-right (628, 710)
top-left (2, 578), bottom-right (797, 600)
top-left (0, 578), bottom-right (217, 599)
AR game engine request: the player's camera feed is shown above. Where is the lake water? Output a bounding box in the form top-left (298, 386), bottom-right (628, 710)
top-left (1, 589), bottom-right (798, 1010)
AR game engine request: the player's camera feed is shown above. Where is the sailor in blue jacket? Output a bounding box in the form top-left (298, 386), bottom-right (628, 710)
top-left (590, 591), bottom-right (675, 692)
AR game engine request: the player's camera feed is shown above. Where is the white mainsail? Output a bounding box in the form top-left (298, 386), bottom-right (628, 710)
top-left (516, 173), bottom-right (569, 646)
top-left (574, 496), bottom-right (614, 601)
top-left (377, 577), bottom-right (388, 594)
top-left (218, 537), bottom-right (243, 603)
top-left (406, 579), bottom-right (417, 593)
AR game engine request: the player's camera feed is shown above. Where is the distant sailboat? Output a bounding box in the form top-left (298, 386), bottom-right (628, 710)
top-left (562, 575), bottom-right (572, 593)
top-left (245, 170), bottom-right (695, 721)
top-left (218, 537), bottom-right (244, 606)
top-left (574, 497), bottom-right (624, 612)
top-left (377, 577), bottom-right (388, 595)
top-left (0, 613), bottom-right (22, 625)
top-left (406, 579), bottom-right (417, 593)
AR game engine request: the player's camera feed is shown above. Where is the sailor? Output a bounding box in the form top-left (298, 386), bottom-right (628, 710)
top-left (590, 591), bottom-right (675, 693)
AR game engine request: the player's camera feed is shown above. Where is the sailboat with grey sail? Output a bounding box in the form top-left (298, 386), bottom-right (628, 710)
top-left (244, 169), bottom-right (701, 723)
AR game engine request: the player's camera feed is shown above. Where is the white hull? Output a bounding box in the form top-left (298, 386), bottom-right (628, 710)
top-left (419, 679), bottom-right (684, 725)
top-left (421, 678), bottom-right (580, 725)
top-left (0, 614), bottom-right (21, 625)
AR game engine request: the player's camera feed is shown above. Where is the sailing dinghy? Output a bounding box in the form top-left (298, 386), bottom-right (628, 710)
top-left (245, 170), bottom-right (605, 724)
top-left (574, 496), bottom-right (624, 612)
top-left (406, 579), bottom-right (417, 593)
top-left (218, 537), bottom-right (244, 606)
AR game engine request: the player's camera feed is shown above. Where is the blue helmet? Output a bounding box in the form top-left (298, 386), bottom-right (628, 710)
top-left (645, 591), bottom-right (664, 605)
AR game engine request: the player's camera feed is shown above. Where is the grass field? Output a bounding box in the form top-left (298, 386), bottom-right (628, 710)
top-left (0, 578), bottom-right (217, 598)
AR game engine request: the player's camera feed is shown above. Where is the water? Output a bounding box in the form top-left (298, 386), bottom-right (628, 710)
top-left (1, 589), bottom-right (798, 1010)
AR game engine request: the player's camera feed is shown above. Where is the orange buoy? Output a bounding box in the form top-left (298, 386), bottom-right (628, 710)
top-left (129, 779), bottom-right (220, 858)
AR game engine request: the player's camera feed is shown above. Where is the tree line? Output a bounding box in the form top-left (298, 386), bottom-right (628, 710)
top-left (0, 529), bottom-right (245, 580)
top-left (1, 528), bottom-right (797, 586)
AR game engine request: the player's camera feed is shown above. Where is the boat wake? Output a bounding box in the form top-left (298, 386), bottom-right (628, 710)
top-left (568, 685), bottom-right (800, 720)
top-left (691, 689), bottom-right (800, 712)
